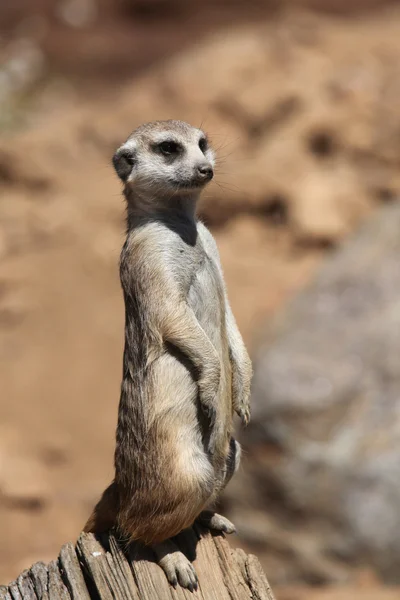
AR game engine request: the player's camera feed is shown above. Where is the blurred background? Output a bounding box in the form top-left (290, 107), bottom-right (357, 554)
top-left (1, 1), bottom-right (400, 598)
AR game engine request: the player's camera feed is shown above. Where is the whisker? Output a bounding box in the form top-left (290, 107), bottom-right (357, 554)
top-left (213, 181), bottom-right (243, 195)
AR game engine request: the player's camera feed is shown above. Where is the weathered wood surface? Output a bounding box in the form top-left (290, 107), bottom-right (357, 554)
top-left (0, 527), bottom-right (275, 599)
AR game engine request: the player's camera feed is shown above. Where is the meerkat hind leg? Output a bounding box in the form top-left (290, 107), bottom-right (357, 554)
top-left (195, 438), bottom-right (240, 535)
top-left (174, 526), bottom-right (198, 562)
top-left (152, 539), bottom-right (198, 591)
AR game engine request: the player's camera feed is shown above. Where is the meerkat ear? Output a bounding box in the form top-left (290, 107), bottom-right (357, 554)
top-left (112, 146), bottom-right (136, 182)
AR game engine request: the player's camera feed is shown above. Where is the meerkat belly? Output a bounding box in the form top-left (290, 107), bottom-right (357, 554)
top-left (147, 352), bottom-right (214, 486)
top-left (188, 260), bottom-right (233, 433)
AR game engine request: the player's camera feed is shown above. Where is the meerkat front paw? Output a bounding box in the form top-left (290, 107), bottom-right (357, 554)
top-left (232, 371), bottom-right (251, 427)
top-left (198, 362), bottom-right (220, 429)
top-left (236, 403), bottom-right (251, 427)
top-left (197, 511), bottom-right (236, 534)
top-left (201, 400), bottom-right (217, 429)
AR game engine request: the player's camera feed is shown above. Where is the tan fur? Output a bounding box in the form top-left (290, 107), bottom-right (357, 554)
top-left (84, 120), bottom-right (252, 564)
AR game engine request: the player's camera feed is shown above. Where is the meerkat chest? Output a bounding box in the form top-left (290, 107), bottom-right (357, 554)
top-left (187, 245), bottom-right (226, 340)
top-left (166, 230), bottom-right (223, 308)
top-left (154, 223), bottom-right (226, 335)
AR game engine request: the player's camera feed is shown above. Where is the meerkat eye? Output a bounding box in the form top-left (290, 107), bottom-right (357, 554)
top-left (158, 141), bottom-right (180, 155)
top-left (199, 137), bottom-right (208, 153)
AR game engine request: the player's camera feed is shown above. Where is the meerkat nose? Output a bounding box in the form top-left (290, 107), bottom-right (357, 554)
top-left (197, 165), bottom-right (214, 181)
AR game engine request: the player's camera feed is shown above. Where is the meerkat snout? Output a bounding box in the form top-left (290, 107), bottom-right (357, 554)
top-left (197, 164), bottom-right (214, 181)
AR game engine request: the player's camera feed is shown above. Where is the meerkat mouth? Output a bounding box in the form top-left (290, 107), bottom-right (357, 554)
top-left (169, 178), bottom-right (209, 191)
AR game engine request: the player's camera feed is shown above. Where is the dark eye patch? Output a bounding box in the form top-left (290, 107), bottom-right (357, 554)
top-left (199, 137), bottom-right (208, 153)
top-left (157, 140), bottom-right (182, 155)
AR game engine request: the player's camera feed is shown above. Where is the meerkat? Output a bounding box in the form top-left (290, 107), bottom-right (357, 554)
top-left (84, 120), bottom-right (252, 590)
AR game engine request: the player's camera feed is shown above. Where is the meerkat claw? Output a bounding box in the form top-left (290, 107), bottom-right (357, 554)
top-left (203, 403), bottom-right (217, 428)
top-left (238, 406), bottom-right (250, 426)
top-left (176, 559), bottom-right (198, 591)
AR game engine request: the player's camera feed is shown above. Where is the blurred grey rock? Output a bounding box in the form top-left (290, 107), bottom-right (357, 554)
top-left (241, 203), bottom-right (400, 582)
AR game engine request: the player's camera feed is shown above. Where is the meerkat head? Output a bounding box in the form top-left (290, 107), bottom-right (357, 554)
top-left (112, 120), bottom-right (215, 197)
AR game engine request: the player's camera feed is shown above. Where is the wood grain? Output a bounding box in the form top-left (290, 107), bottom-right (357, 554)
top-left (3, 529), bottom-right (275, 600)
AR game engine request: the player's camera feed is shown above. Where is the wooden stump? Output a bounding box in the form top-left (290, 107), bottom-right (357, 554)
top-left (0, 527), bottom-right (275, 599)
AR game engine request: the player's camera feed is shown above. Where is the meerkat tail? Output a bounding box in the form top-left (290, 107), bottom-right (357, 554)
top-left (84, 482), bottom-right (118, 534)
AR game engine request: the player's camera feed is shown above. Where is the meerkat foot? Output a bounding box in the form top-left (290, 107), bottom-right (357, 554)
top-left (152, 540), bottom-right (198, 592)
top-left (196, 510), bottom-right (236, 534)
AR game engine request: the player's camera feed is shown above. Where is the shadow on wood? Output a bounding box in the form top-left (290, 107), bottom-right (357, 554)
top-left (0, 526), bottom-right (275, 599)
